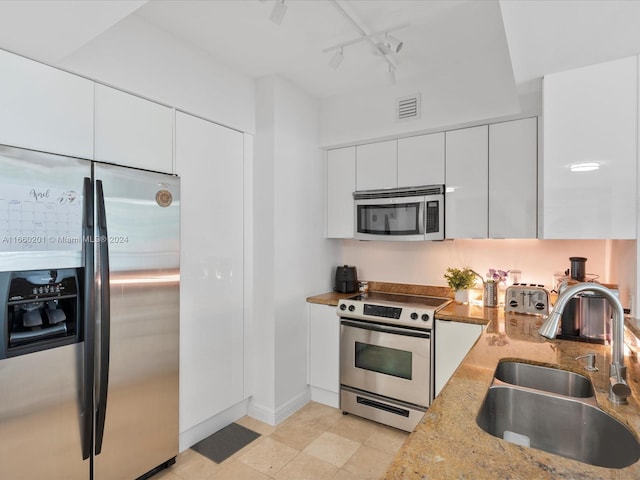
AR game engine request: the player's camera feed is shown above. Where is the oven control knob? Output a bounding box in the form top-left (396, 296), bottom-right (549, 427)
top-left (421, 314), bottom-right (430, 321)
top-left (410, 312), bottom-right (418, 320)
top-left (339, 304), bottom-right (346, 311)
top-left (348, 305), bottom-right (355, 312)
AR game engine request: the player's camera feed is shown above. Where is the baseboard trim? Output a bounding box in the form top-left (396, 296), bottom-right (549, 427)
top-left (310, 386), bottom-right (339, 408)
top-left (248, 389), bottom-right (311, 426)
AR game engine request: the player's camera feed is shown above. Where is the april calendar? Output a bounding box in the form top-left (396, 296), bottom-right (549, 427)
top-left (0, 185), bottom-right (83, 252)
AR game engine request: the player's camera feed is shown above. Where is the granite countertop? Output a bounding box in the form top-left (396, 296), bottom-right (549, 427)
top-left (386, 302), bottom-right (640, 479)
top-left (307, 283), bottom-right (640, 477)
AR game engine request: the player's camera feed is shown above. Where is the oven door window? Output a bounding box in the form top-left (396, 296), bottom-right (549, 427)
top-left (355, 341), bottom-right (412, 380)
top-left (357, 203), bottom-right (422, 236)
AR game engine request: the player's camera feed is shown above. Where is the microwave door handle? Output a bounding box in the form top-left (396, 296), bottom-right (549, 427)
top-left (419, 200), bottom-right (425, 235)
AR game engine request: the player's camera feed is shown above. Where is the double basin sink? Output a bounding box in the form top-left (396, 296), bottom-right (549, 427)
top-left (476, 360), bottom-right (640, 469)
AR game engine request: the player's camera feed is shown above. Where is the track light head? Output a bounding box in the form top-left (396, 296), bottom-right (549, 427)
top-left (385, 34), bottom-right (403, 54)
top-left (329, 48), bottom-right (344, 70)
top-left (270, 0), bottom-right (287, 25)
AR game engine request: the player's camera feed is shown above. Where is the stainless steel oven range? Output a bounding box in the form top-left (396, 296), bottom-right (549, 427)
top-left (337, 292), bottom-right (450, 432)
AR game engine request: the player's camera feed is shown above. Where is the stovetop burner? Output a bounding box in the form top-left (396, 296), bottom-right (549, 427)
top-left (349, 292), bottom-right (450, 309)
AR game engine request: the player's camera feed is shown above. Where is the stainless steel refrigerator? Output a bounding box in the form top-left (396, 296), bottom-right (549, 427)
top-left (0, 144), bottom-right (179, 479)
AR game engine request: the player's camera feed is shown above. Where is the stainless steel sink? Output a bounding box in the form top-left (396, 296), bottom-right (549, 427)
top-left (494, 361), bottom-right (594, 398)
top-left (476, 360), bottom-right (640, 468)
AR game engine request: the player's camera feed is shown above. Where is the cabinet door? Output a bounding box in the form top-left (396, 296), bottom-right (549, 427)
top-left (308, 303), bottom-right (340, 407)
top-left (542, 56), bottom-right (637, 239)
top-left (489, 118), bottom-right (538, 239)
top-left (445, 126), bottom-right (489, 238)
top-left (397, 133), bottom-right (445, 187)
top-left (434, 320), bottom-right (482, 396)
top-left (356, 140), bottom-right (397, 190)
top-left (327, 147), bottom-right (356, 238)
top-left (175, 112), bottom-right (244, 432)
top-left (0, 50), bottom-right (93, 159)
top-left (95, 84), bottom-right (173, 173)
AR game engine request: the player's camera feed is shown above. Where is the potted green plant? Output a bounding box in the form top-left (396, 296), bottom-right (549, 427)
top-left (444, 267), bottom-right (477, 304)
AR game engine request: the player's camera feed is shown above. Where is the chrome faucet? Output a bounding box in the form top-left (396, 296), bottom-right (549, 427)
top-left (538, 282), bottom-right (631, 405)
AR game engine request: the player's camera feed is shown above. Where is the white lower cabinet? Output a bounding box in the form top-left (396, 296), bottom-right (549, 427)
top-left (308, 303), bottom-right (340, 407)
top-left (434, 320), bottom-right (483, 396)
top-left (176, 112), bottom-right (245, 432)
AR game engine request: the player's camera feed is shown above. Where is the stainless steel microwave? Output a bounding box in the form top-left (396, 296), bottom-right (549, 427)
top-left (353, 185), bottom-right (444, 241)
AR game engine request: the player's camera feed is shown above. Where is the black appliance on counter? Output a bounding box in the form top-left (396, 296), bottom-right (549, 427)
top-left (334, 265), bottom-right (358, 293)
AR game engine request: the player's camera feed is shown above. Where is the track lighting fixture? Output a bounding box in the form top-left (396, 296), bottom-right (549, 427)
top-left (329, 47), bottom-right (344, 70)
top-left (270, 0), bottom-right (287, 25)
top-left (321, 17), bottom-right (408, 76)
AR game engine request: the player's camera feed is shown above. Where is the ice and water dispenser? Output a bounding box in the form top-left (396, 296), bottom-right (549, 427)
top-left (0, 269), bottom-right (81, 358)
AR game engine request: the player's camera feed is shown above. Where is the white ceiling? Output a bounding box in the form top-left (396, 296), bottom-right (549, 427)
top-left (0, 0), bottom-right (640, 100)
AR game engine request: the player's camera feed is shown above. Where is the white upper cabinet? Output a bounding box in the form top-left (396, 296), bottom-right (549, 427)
top-left (397, 133), bottom-right (445, 187)
top-left (95, 84), bottom-right (173, 173)
top-left (327, 147), bottom-right (356, 238)
top-left (0, 49), bottom-right (93, 159)
top-left (445, 125), bottom-right (489, 239)
top-left (489, 118), bottom-right (538, 239)
top-left (542, 56), bottom-right (637, 239)
top-left (356, 140), bottom-right (397, 190)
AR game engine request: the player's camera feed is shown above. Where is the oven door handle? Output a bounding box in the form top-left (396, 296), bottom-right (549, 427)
top-left (341, 319), bottom-right (430, 339)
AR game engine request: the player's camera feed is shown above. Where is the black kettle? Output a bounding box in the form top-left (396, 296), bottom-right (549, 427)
top-left (334, 265), bottom-right (358, 294)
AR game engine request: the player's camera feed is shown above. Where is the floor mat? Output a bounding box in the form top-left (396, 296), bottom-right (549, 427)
top-left (191, 423), bottom-right (261, 464)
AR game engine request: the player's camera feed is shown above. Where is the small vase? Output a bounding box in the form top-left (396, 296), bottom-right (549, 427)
top-left (484, 282), bottom-right (498, 307)
top-left (454, 289), bottom-right (469, 304)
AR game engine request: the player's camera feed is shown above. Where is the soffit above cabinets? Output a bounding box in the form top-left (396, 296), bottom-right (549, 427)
top-left (0, 1), bottom-right (639, 104)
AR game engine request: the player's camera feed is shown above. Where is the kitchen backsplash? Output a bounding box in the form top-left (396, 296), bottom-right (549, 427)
top-left (341, 238), bottom-right (636, 311)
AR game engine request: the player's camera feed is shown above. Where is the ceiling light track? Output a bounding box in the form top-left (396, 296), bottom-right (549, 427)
top-left (327, 0), bottom-right (398, 70)
top-left (321, 23), bottom-right (409, 54)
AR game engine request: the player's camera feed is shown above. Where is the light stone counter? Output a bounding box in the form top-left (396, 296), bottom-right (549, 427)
top-left (386, 302), bottom-right (640, 479)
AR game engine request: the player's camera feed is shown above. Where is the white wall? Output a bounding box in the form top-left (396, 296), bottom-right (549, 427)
top-left (58, 13), bottom-right (255, 134)
top-left (252, 75), bottom-right (340, 424)
top-left (342, 238), bottom-right (635, 308)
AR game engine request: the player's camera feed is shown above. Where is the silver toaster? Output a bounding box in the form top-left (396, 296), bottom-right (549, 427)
top-left (504, 284), bottom-right (550, 315)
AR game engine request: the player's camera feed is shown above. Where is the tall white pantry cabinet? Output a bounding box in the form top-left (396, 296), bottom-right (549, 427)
top-left (175, 112), bottom-right (246, 438)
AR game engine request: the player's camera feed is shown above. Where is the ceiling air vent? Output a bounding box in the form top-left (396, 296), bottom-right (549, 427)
top-left (396, 93), bottom-right (421, 121)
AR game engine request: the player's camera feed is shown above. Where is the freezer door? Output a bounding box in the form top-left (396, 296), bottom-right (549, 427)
top-left (93, 164), bottom-right (179, 480)
top-left (0, 144), bottom-right (90, 271)
top-left (0, 344), bottom-right (89, 479)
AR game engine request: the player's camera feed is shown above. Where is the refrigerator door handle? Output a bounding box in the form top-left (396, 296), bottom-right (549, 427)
top-left (81, 177), bottom-right (95, 461)
top-left (95, 180), bottom-right (111, 455)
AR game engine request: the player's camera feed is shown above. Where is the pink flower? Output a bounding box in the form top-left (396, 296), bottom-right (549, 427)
top-left (487, 269), bottom-right (509, 283)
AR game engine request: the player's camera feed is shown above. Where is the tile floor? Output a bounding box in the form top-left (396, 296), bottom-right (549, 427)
top-left (154, 402), bottom-right (409, 480)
